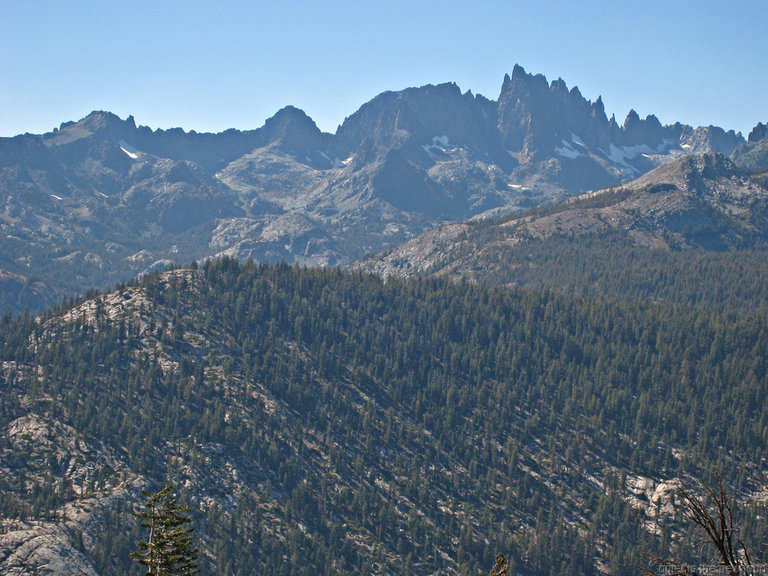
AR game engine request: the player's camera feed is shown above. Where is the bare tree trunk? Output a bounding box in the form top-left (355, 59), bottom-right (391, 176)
top-left (639, 479), bottom-right (757, 576)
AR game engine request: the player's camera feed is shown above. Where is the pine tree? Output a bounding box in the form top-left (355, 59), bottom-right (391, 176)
top-left (132, 483), bottom-right (199, 576)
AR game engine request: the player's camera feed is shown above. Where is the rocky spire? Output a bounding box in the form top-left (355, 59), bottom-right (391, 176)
top-left (496, 65), bottom-right (613, 160)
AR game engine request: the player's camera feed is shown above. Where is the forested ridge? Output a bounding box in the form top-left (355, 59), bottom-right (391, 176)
top-left (2, 258), bottom-right (768, 575)
top-left (450, 230), bottom-right (768, 312)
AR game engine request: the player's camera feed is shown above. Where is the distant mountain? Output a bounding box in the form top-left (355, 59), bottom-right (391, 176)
top-left (356, 153), bottom-right (768, 309)
top-left (1, 66), bottom-right (765, 314)
top-left (732, 122), bottom-right (768, 170)
top-left (3, 260), bottom-right (768, 575)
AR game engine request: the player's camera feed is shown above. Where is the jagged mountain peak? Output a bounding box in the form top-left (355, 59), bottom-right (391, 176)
top-left (679, 125), bottom-right (743, 155)
top-left (748, 122), bottom-right (767, 143)
top-left (500, 63), bottom-right (550, 95)
top-left (264, 105), bottom-right (322, 136)
top-left (335, 80), bottom-right (502, 163)
top-left (498, 64), bottom-right (593, 111)
top-left (496, 64), bottom-right (614, 160)
top-left (260, 105), bottom-right (326, 156)
top-left (72, 110), bottom-right (128, 129)
top-left (550, 77), bottom-right (568, 96)
top-left (622, 109), bottom-right (641, 128)
top-left (622, 110), bottom-right (662, 132)
top-left (45, 110), bottom-right (137, 146)
top-left (593, 95), bottom-right (605, 115)
top-left (620, 110), bottom-right (666, 147)
top-left (732, 121), bottom-right (768, 170)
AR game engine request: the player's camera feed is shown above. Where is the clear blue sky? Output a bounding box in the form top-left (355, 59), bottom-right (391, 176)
top-left (1, 1), bottom-right (765, 138)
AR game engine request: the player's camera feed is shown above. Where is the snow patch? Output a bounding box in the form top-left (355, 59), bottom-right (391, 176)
top-left (421, 135), bottom-right (452, 154)
top-left (600, 139), bottom-right (675, 174)
top-left (602, 141), bottom-right (672, 174)
top-left (118, 140), bottom-right (140, 159)
top-left (603, 144), bottom-right (639, 174)
top-left (555, 140), bottom-right (582, 159)
top-left (50, 194), bottom-right (63, 200)
top-left (570, 131), bottom-right (587, 148)
top-left (555, 131), bottom-right (592, 159)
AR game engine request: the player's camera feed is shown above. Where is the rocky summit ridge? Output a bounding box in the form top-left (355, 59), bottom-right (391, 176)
top-left (1, 65), bottom-right (766, 314)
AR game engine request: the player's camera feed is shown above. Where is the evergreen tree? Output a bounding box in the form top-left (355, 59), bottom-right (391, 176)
top-left (133, 483), bottom-right (199, 576)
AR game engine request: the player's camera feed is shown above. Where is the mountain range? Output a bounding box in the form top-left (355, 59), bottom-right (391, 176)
top-left (2, 64), bottom-right (767, 315)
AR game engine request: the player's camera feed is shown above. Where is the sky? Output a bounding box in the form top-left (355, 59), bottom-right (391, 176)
top-left (1, 1), bottom-right (766, 139)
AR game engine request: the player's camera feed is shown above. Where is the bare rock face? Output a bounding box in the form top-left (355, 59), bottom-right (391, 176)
top-left (0, 415), bottom-right (141, 576)
top-left (624, 475), bottom-right (682, 536)
top-left (680, 125), bottom-right (743, 155)
top-left (626, 476), bottom-right (680, 518)
top-left (0, 521), bottom-right (99, 576)
top-left (2, 415), bottom-right (129, 503)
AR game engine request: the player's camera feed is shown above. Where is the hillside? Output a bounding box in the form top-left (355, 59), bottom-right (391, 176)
top-left (1, 66), bottom-right (764, 315)
top-left (2, 260), bottom-right (768, 575)
top-left (357, 153), bottom-right (768, 310)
